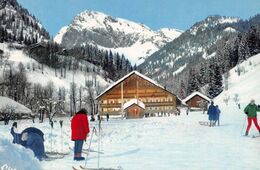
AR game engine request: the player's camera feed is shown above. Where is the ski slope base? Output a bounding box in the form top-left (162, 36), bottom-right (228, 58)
top-left (0, 104), bottom-right (260, 170)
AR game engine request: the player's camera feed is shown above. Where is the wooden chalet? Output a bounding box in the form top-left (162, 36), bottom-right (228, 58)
top-left (96, 71), bottom-right (181, 118)
top-left (183, 92), bottom-right (211, 108)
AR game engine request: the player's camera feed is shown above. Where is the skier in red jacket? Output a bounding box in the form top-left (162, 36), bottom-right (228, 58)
top-left (71, 108), bottom-right (90, 161)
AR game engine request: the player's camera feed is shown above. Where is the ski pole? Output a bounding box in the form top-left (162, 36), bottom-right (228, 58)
top-left (97, 119), bottom-right (101, 169)
top-left (241, 115), bottom-right (247, 134)
top-left (50, 121), bottom-right (54, 152)
top-left (83, 127), bottom-right (96, 168)
top-left (60, 120), bottom-right (63, 153)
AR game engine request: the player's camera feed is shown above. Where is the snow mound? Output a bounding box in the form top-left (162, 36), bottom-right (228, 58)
top-left (0, 138), bottom-right (41, 170)
top-left (0, 96), bottom-right (32, 114)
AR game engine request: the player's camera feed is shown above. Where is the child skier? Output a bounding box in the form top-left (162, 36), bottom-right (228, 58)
top-left (71, 108), bottom-right (90, 161)
top-left (215, 105), bottom-right (221, 126)
top-left (244, 99), bottom-right (260, 136)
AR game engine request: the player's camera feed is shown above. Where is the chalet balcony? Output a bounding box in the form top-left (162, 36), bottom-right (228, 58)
top-left (100, 101), bottom-right (175, 108)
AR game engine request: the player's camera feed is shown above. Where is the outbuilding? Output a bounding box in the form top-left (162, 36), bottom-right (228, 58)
top-left (183, 92), bottom-right (211, 109)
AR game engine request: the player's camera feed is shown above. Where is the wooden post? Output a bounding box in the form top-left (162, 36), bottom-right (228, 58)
top-left (121, 82), bottom-right (124, 118)
top-left (136, 77), bottom-right (139, 100)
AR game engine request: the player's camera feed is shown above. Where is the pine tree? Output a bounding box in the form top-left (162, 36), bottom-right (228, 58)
top-left (187, 68), bottom-right (199, 94)
top-left (178, 80), bottom-right (186, 99)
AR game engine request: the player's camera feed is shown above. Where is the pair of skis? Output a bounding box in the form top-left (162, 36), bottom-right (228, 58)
top-left (43, 151), bottom-right (69, 161)
top-left (72, 166), bottom-right (121, 170)
top-left (69, 147), bottom-right (104, 154)
top-left (199, 121), bottom-right (212, 126)
top-left (247, 134), bottom-right (260, 138)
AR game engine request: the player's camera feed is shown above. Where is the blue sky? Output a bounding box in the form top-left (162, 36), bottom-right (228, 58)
top-left (17, 0), bottom-right (260, 37)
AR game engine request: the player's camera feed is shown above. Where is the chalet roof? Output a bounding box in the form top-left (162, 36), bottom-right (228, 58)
top-left (123, 99), bottom-right (145, 110)
top-left (96, 71), bottom-right (170, 100)
top-left (183, 92), bottom-right (211, 103)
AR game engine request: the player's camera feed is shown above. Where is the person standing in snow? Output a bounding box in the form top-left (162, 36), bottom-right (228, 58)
top-left (21, 132), bottom-right (45, 161)
top-left (71, 108), bottom-right (90, 161)
top-left (106, 113), bottom-right (109, 121)
top-left (244, 99), bottom-right (260, 136)
top-left (215, 105), bottom-right (221, 126)
top-left (10, 122), bottom-right (20, 144)
top-left (207, 101), bottom-right (217, 127)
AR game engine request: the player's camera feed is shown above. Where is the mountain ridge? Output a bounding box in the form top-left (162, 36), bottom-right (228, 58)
top-left (54, 10), bottom-right (183, 65)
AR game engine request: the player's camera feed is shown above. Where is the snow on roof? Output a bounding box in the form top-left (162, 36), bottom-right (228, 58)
top-left (0, 96), bottom-right (32, 114)
top-left (123, 99), bottom-right (145, 110)
top-left (96, 71), bottom-right (165, 99)
top-left (183, 92), bottom-right (211, 103)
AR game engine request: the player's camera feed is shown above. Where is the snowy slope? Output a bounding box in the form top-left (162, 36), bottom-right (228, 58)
top-left (0, 43), bottom-right (110, 95)
top-left (54, 11), bottom-right (183, 65)
top-left (54, 26), bottom-right (69, 44)
top-left (215, 53), bottom-right (260, 104)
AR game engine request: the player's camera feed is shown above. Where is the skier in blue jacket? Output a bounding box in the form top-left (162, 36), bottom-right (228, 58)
top-left (10, 123), bottom-right (46, 160)
top-left (207, 101), bottom-right (217, 127)
top-left (21, 132), bottom-right (45, 161)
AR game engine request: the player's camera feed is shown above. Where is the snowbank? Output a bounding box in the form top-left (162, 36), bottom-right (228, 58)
top-left (0, 138), bottom-right (41, 170)
top-left (0, 96), bottom-right (32, 115)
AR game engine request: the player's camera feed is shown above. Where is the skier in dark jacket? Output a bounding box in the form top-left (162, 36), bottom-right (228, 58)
top-left (106, 113), bottom-right (109, 121)
top-left (10, 122), bottom-right (21, 144)
top-left (244, 99), bottom-right (260, 136)
top-left (21, 132), bottom-right (45, 161)
top-left (71, 108), bottom-right (90, 161)
top-left (207, 101), bottom-right (217, 126)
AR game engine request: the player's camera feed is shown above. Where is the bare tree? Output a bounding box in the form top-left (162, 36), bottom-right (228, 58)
top-left (0, 105), bottom-right (15, 125)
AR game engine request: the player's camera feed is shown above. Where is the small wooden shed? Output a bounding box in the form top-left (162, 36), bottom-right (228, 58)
top-left (123, 99), bottom-right (145, 119)
top-left (183, 92), bottom-right (211, 108)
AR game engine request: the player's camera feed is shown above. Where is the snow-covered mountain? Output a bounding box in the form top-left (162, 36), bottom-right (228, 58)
top-left (0, 0), bottom-right (49, 44)
top-left (139, 15), bottom-right (243, 86)
top-left (54, 11), bottom-right (183, 65)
